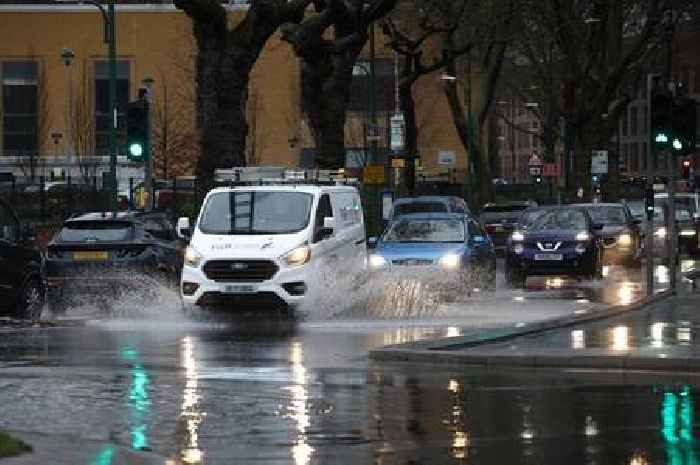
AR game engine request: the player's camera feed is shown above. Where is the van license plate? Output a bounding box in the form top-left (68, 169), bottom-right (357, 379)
top-left (534, 253), bottom-right (563, 261)
top-left (223, 284), bottom-right (257, 294)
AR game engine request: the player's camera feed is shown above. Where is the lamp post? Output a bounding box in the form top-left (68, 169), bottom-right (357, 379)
top-left (60, 48), bottom-right (75, 168)
top-left (56, 0), bottom-right (117, 217)
top-left (141, 75), bottom-right (154, 211)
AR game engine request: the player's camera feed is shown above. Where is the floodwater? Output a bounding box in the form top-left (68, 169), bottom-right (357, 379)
top-left (0, 261), bottom-right (698, 464)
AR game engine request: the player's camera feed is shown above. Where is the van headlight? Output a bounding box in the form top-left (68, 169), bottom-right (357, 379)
top-left (618, 233), bottom-right (632, 246)
top-left (283, 245), bottom-right (311, 267)
top-left (369, 254), bottom-right (388, 269)
top-left (439, 253), bottom-right (461, 269)
top-left (184, 246), bottom-right (202, 268)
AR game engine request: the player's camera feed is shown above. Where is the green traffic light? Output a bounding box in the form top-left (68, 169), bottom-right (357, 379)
top-left (655, 133), bottom-right (669, 143)
top-left (673, 138), bottom-right (683, 151)
top-left (129, 143), bottom-right (143, 158)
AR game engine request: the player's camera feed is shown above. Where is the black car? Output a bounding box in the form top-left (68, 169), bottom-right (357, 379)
top-left (0, 198), bottom-right (45, 319)
top-left (480, 201), bottom-right (536, 252)
top-left (45, 211), bottom-right (184, 312)
top-left (574, 203), bottom-right (642, 267)
top-left (505, 206), bottom-right (603, 287)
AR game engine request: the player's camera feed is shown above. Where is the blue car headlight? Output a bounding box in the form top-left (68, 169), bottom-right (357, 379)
top-left (369, 254), bottom-right (388, 269)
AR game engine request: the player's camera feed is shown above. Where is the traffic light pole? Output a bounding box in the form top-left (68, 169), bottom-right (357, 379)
top-left (668, 152), bottom-right (677, 290)
top-left (107, 0), bottom-right (117, 218)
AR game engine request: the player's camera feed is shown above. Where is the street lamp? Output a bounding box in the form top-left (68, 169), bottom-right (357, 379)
top-left (56, 0), bottom-right (117, 218)
top-left (60, 48), bottom-right (75, 165)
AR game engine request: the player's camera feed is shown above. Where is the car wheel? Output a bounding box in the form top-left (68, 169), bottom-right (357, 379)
top-left (17, 277), bottom-right (45, 320)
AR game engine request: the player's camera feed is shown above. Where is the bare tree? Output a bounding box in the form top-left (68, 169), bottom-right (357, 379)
top-left (244, 85), bottom-right (266, 166)
top-left (174, 0), bottom-right (313, 198)
top-left (280, 0), bottom-right (398, 168)
top-left (511, 0), bottom-right (692, 200)
top-left (69, 63), bottom-right (100, 185)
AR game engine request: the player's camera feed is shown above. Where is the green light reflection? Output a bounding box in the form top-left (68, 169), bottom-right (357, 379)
top-left (661, 386), bottom-right (698, 465)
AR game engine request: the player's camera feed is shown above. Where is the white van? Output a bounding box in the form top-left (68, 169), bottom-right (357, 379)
top-left (177, 169), bottom-right (367, 312)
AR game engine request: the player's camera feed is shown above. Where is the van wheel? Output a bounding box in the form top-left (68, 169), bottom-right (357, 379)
top-left (17, 278), bottom-right (45, 320)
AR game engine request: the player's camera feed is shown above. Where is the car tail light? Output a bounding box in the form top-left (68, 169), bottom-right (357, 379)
top-left (485, 225), bottom-right (496, 234)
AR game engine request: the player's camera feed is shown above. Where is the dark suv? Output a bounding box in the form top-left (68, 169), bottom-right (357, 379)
top-left (0, 198), bottom-right (45, 319)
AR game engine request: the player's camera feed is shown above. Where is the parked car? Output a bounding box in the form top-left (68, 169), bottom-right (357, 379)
top-left (388, 196), bottom-right (470, 221)
top-left (45, 211), bottom-right (183, 312)
top-left (655, 192), bottom-right (700, 220)
top-left (368, 213), bottom-right (497, 291)
top-left (505, 206), bottom-right (604, 287)
top-left (0, 197), bottom-right (45, 319)
top-left (574, 203), bottom-right (642, 267)
top-left (479, 201), bottom-right (537, 252)
top-left (178, 180), bottom-right (367, 312)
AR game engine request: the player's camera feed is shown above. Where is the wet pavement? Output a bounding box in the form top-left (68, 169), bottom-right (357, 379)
top-left (0, 261), bottom-right (698, 464)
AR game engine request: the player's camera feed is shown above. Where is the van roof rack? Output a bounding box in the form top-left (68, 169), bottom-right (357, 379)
top-left (214, 166), bottom-right (358, 186)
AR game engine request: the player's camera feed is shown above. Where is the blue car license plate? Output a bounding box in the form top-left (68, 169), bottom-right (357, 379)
top-left (223, 284), bottom-right (257, 294)
top-left (534, 253), bottom-right (563, 261)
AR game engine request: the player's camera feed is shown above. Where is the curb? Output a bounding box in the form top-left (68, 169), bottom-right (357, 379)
top-left (370, 289), bottom-right (676, 365)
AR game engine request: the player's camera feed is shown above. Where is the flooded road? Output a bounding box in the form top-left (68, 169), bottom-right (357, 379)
top-left (0, 261), bottom-right (698, 464)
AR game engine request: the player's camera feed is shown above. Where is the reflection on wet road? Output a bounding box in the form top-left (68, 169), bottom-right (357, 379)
top-left (0, 260), bottom-right (698, 464)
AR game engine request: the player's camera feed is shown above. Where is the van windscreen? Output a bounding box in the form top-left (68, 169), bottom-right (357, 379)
top-left (199, 191), bottom-right (313, 235)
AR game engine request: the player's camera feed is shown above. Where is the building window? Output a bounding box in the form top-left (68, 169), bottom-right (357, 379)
top-left (94, 61), bottom-right (130, 156)
top-left (630, 107), bottom-right (638, 137)
top-left (346, 58), bottom-right (396, 113)
top-left (2, 61), bottom-right (38, 156)
top-left (621, 110), bottom-right (628, 137)
top-left (642, 105), bottom-right (647, 134)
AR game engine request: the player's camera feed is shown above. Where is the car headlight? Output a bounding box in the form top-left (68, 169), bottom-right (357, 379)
top-left (439, 253), bottom-right (461, 269)
top-left (282, 245), bottom-right (311, 267)
top-left (184, 246), bottom-right (202, 268)
top-left (511, 231), bottom-right (525, 241)
top-left (575, 231), bottom-right (590, 242)
top-left (680, 229), bottom-right (697, 237)
top-left (369, 254), bottom-right (388, 269)
top-left (655, 227), bottom-right (667, 238)
top-left (618, 233), bottom-right (633, 246)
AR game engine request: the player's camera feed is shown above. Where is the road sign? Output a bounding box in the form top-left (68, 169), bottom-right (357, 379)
top-left (390, 113), bottom-right (405, 151)
top-left (438, 150), bottom-right (456, 166)
top-left (528, 152), bottom-right (543, 167)
top-left (363, 165), bottom-right (385, 184)
top-left (529, 166), bottom-right (542, 176)
top-left (591, 150), bottom-right (608, 174)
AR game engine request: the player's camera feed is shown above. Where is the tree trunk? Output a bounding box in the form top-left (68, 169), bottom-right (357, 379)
top-left (572, 128), bottom-right (593, 201)
top-left (473, 124), bottom-right (494, 207)
top-left (400, 78), bottom-right (417, 195)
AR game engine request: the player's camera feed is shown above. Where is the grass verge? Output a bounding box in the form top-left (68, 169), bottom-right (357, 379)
top-left (0, 431), bottom-right (31, 458)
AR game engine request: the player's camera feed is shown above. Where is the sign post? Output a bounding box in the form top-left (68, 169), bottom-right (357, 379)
top-left (390, 113), bottom-right (405, 152)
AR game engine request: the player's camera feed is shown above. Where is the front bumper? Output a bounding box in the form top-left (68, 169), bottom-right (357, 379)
top-left (181, 262), bottom-right (307, 310)
top-left (506, 249), bottom-right (596, 276)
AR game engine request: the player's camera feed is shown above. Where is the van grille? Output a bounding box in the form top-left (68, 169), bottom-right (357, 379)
top-left (203, 260), bottom-right (278, 282)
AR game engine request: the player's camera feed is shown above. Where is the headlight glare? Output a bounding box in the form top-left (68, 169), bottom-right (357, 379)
top-left (618, 233), bottom-right (633, 246)
top-left (655, 227), bottom-right (667, 238)
top-left (283, 245), bottom-right (311, 267)
top-left (514, 244), bottom-right (524, 254)
top-left (575, 231), bottom-right (590, 242)
top-left (680, 229), bottom-right (697, 237)
top-left (369, 254), bottom-right (387, 269)
top-left (440, 253), bottom-right (461, 269)
top-left (184, 246), bottom-right (202, 267)
top-left (511, 231), bottom-right (525, 241)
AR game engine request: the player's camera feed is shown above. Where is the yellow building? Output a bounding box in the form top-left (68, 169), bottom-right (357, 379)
top-left (0, 3), bottom-right (467, 178)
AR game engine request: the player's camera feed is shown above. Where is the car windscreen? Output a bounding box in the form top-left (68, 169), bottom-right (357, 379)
top-left (518, 209), bottom-right (547, 229)
top-left (199, 191), bottom-right (313, 235)
top-left (58, 221), bottom-right (133, 242)
top-left (586, 206), bottom-right (627, 225)
top-left (393, 202), bottom-right (448, 216)
top-left (383, 218), bottom-right (465, 243)
top-left (653, 207), bottom-right (692, 222)
top-left (529, 210), bottom-right (588, 232)
top-left (480, 206), bottom-right (530, 223)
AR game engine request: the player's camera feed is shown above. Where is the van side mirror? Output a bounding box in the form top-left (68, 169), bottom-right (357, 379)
top-left (323, 217), bottom-right (336, 230)
top-left (177, 217), bottom-right (191, 241)
top-left (368, 237), bottom-right (378, 248)
top-left (314, 217), bottom-right (335, 242)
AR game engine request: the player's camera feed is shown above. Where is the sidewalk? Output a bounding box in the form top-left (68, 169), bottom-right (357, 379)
top-left (0, 432), bottom-right (165, 465)
top-left (370, 287), bottom-right (699, 372)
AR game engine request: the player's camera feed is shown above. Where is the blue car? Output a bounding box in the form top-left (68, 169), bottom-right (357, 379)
top-left (368, 213), bottom-right (497, 290)
top-left (505, 206), bottom-right (604, 287)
